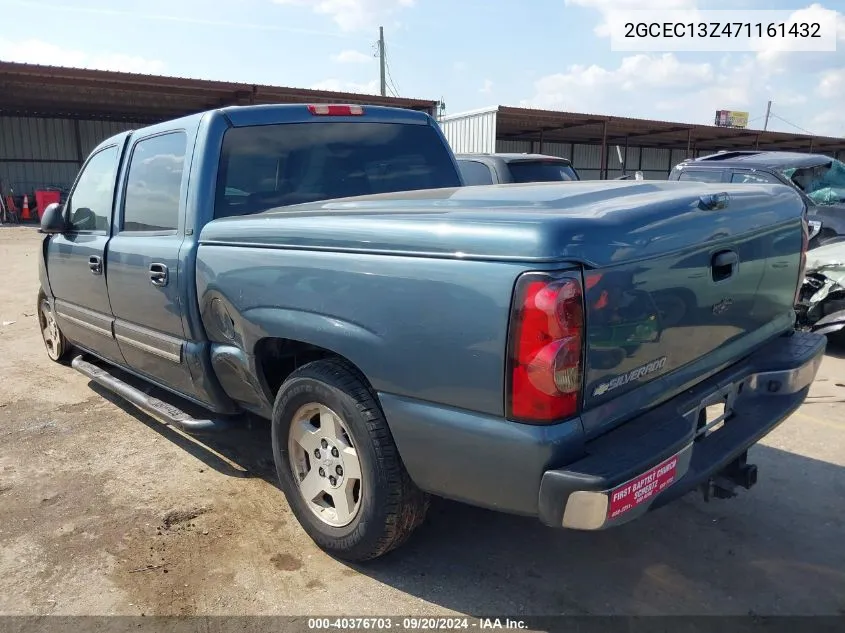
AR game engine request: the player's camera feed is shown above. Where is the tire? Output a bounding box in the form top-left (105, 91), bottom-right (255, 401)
top-left (271, 358), bottom-right (429, 562)
top-left (38, 293), bottom-right (69, 362)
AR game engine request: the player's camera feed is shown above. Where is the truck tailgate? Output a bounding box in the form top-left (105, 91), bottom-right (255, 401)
top-left (580, 185), bottom-right (806, 436)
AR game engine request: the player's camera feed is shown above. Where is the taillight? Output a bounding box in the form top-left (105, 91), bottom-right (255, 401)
top-left (506, 273), bottom-right (585, 423)
top-left (307, 104), bottom-right (364, 116)
top-left (795, 215), bottom-right (809, 304)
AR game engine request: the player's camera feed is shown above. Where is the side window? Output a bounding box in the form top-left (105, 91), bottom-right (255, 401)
top-left (122, 132), bottom-right (187, 232)
top-left (66, 145), bottom-right (119, 233)
top-left (458, 160), bottom-right (495, 185)
top-left (677, 169), bottom-right (724, 183)
top-left (731, 171), bottom-right (779, 184)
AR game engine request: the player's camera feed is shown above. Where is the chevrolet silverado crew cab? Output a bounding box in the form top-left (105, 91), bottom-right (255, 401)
top-left (37, 103), bottom-right (825, 561)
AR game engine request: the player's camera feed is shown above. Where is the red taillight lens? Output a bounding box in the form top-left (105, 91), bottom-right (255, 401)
top-left (795, 215), bottom-right (810, 304)
top-left (307, 104), bottom-right (364, 116)
top-left (507, 274), bottom-right (585, 423)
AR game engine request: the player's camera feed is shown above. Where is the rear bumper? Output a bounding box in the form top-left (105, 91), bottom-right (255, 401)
top-left (538, 330), bottom-right (826, 529)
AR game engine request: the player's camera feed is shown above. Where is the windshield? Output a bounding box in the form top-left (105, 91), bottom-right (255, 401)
top-left (781, 158), bottom-right (845, 205)
top-left (214, 121), bottom-right (461, 218)
top-left (508, 160), bottom-right (579, 183)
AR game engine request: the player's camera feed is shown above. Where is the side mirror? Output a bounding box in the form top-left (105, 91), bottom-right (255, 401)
top-left (39, 202), bottom-right (67, 234)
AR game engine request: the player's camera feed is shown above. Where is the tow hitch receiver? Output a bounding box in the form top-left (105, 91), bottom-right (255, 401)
top-left (701, 451), bottom-right (758, 501)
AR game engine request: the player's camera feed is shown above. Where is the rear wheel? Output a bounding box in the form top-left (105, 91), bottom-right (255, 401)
top-left (38, 295), bottom-right (69, 362)
top-left (271, 358), bottom-right (429, 561)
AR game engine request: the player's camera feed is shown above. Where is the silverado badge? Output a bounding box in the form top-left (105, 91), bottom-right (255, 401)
top-left (592, 356), bottom-right (668, 397)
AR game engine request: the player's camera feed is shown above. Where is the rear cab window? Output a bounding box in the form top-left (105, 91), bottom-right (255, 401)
top-left (214, 122), bottom-right (461, 218)
top-left (507, 161), bottom-right (579, 183)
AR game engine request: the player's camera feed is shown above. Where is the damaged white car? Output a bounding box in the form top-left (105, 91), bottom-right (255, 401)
top-left (796, 241), bottom-right (845, 340)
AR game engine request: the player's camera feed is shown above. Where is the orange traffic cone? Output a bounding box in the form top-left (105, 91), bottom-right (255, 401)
top-left (21, 195), bottom-right (32, 221)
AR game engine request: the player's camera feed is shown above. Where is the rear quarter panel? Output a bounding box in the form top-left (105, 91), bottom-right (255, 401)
top-left (195, 246), bottom-right (534, 417)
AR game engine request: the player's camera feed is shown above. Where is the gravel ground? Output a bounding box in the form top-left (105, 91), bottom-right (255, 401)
top-left (1, 225), bottom-right (843, 617)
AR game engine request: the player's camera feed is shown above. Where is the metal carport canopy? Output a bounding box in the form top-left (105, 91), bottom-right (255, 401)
top-left (0, 61), bottom-right (438, 122)
top-left (493, 105), bottom-right (845, 154)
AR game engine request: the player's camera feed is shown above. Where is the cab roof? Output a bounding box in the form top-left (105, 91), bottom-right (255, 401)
top-left (683, 150), bottom-right (834, 170)
top-left (455, 153), bottom-right (574, 164)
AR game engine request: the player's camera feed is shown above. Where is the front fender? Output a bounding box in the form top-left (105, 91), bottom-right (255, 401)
top-left (38, 234), bottom-right (54, 299)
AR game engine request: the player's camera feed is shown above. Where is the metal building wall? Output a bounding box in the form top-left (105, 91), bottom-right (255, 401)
top-left (495, 139), bottom-right (532, 153)
top-left (0, 116), bottom-right (136, 195)
top-left (438, 109), bottom-right (498, 154)
top-left (435, 109), bottom-right (699, 180)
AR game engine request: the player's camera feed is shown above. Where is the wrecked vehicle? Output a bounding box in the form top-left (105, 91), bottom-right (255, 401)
top-left (796, 241), bottom-right (845, 340)
top-left (669, 151), bottom-right (845, 249)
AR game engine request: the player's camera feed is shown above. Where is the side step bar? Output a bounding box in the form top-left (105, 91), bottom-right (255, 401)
top-left (71, 355), bottom-right (232, 433)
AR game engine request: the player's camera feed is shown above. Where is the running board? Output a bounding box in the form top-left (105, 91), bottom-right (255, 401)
top-left (71, 355), bottom-right (232, 433)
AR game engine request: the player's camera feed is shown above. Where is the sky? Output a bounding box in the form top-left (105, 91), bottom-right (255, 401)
top-left (1, 0), bottom-right (844, 137)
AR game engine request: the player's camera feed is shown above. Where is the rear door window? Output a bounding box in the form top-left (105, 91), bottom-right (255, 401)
top-left (458, 160), bottom-right (495, 185)
top-left (122, 132), bottom-right (187, 232)
top-left (214, 122), bottom-right (462, 218)
top-left (676, 169), bottom-right (725, 183)
top-left (730, 171), bottom-right (779, 184)
top-left (507, 161), bottom-right (579, 183)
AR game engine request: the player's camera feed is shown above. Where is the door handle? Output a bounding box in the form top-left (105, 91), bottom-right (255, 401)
top-left (88, 255), bottom-right (103, 275)
top-left (711, 250), bottom-right (738, 282)
top-left (149, 263), bottom-right (169, 287)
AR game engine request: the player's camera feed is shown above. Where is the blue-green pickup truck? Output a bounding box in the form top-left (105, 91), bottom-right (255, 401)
top-left (36, 103), bottom-right (825, 561)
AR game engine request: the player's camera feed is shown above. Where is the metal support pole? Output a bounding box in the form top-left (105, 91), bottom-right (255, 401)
top-left (73, 120), bottom-right (84, 167)
top-left (538, 129), bottom-right (544, 155)
top-left (763, 100), bottom-right (772, 131)
top-left (754, 133), bottom-right (760, 150)
top-left (623, 135), bottom-right (629, 174)
top-left (686, 129), bottom-right (693, 158)
top-left (808, 138), bottom-right (814, 153)
top-left (600, 121), bottom-right (608, 180)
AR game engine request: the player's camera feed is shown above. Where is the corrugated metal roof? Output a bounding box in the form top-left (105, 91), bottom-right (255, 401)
top-left (0, 61), bottom-right (437, 122)
top-left (443, 104), bottom-right (845, 153)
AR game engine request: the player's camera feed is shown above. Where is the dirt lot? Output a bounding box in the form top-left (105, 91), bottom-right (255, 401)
top-left (1, 225), bottom-right (844, 617)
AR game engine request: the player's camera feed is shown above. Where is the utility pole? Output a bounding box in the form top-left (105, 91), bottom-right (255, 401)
top-left (378, 26), bottom-right (386, 97)
top-left (763, 100), bottom-right (772, 131)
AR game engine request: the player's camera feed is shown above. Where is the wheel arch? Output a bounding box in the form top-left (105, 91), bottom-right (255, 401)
top-left (253, 336), bottom-right (376, 407)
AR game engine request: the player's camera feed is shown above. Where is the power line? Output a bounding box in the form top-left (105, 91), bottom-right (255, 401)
top-left (382, 40), bottom-right (401, 97)
top-left (769, 112), bottom-right (817, 136)
top-left (385, 61), bottom-right (400, 97)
